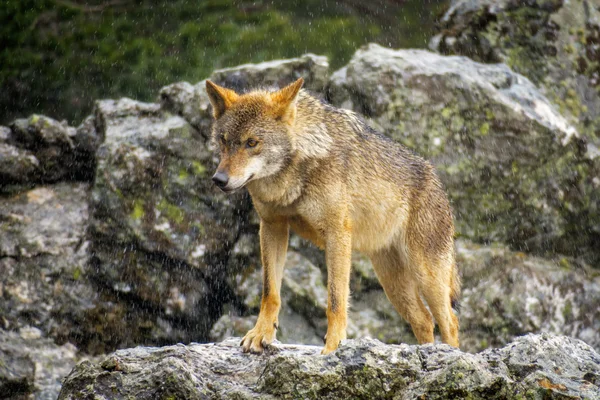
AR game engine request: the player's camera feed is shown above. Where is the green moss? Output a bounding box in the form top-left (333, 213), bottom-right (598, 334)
top-left (158, 199), bottom-right (185, 224)
top-left (73, 266), bottom-right (82, 280)
top-left (559, 257), bottom-right (570, 269)
top-left (178, 168), bottom-right (189, 181)
top-left (479, 122), bottom-right (490, 136)
top-left (131, 199), bottom-right (145, 220)
top-left (441, 107), bottom-right (452, 119)
top-left (564, 44), bottom-right (576, 54)
top-left (191, 161), bottom-right (206, 176)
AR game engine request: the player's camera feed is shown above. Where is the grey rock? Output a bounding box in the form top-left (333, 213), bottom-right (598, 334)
top-left (58, 334), bottom-right (600, 399)
top-left (0, 140), bottom-right (39, 186)
top-left (430, 0), bottom-right (600, 142)
top-left (159, 53), bottom-right (329, 137)
top-left (0, 183), bottom-right (99, 348)
top-left (89, 97), bottom-right (254, 350)
top-left (327, 44), bottom-right (600, 263)
top-left (209, 53), bottom-right (329, 93)
top-left (457, 239), bottom-right (600, 353)
top-left (0, 328), bottom-right (83, 400)
top-left (3, 115), bottom-right (97, 186)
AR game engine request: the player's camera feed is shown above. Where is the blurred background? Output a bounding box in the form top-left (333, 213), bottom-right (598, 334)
top-left (1, 0), bottom-right (446, 124)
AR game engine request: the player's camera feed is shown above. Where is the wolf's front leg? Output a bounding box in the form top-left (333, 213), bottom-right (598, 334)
top-left (241, 220), bottom-right (289, 354)
top-left (322, 217), bottom-right (352, 355)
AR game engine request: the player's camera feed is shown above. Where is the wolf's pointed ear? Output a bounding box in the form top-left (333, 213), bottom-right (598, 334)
top-left (206, 80), bottom-right (239, 119)
top-left (270, 77), bottom-right (304, 124)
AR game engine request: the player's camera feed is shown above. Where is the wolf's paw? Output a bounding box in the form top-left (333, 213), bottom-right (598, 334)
top-left (240, 320), bottom-right (278, 354)
top-left (321, 329), bottom-right (346, 355)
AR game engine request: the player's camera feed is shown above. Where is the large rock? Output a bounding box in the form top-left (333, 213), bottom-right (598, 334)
top-left (457, 239), bottom-right (600, 353)
top-left (430, 0), bottom-right (600, 141)
top-left (1, 115), bottom-right (99, 187)
top-left (0, 328), bottom-right (82, 400)
top-left (58, 334), bottom-right (600, 399)
top-left (327, 44), bottom-right (600, 263)
top-left (159, 54), bottom-right (329, 138)
top-left (89, 97), bottom-right (254, 349)
top-left (0, 183), bottom-right (98, 347)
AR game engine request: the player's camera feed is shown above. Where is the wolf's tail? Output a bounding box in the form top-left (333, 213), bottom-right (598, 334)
top-left (450, 261), bottom-right (461, 312)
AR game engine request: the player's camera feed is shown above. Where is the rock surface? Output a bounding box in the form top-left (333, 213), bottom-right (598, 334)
top-left (160, 53), bottom-right (329, 138)
top-left (89, 97), bottom-right (252, 350)
top-left (58, 334), bottom-right (600, 399)
top-left (430, 0), bottom-right (600, 140)
top-left (0, 328), bottom-right (83, 400)
top-left (327, 43), bottom-right (600, 264)
top-left (1, 115), bottom-right (98, 187)
top-left (0, 183), bottom-right (99, 347)
top-left (456, 240), bottom-right (600, 353)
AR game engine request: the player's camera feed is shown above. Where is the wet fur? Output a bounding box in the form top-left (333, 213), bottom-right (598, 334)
top-left (207, 78), bottom-right (460, 355)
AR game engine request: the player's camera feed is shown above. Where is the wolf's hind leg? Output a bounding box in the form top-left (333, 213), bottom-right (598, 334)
top-left (370, 250), bottom-right (434, 344)
top-left (419, 258), bottom-right (459, 347)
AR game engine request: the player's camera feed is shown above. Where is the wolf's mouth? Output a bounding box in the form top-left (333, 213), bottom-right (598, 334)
top-left (220, 174), bottom-right (254, 193)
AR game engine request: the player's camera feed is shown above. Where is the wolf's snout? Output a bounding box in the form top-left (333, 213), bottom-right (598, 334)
top-left (212, 171), bottom-right (229, 188)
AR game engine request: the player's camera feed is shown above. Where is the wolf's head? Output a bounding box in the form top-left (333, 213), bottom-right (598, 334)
top-left (205, 78), bottom-right (304, 193)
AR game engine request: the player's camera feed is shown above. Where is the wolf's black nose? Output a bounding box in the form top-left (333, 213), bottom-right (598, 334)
top-left (212, 171), bottom-right (229, 188)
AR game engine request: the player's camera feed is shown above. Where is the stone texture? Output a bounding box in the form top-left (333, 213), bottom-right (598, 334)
top-left (159, 53), bottom-right (329, 138)
top-left (456, 239), bottom-right (600, 353)
top-left (89, 97), bottom-right (254, 349)
top-left (0, 183), bottom-right (98, 347)
top-left (1, 115), bottom-right (98, 187)
top-left (327, 43), bottom-right (600, 263)
top-left (58, 334), bottom-right (600, 399)
top-left (430, 0), bottom-right (600, 141)
top-left (0, 328), bottom-right (83, 400)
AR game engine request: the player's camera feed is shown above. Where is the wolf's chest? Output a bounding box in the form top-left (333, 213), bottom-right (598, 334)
top-left (288, 215), bottom-right (326, 249)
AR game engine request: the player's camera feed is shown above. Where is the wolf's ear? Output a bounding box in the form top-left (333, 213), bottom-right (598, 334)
top-left (206, 80), bottom-right (239, 119)
top-left (270, 77), bottom-right (304, 124)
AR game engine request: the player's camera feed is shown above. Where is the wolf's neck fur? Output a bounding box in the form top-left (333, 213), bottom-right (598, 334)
top-left (247, 92), bottom-right (328, 206)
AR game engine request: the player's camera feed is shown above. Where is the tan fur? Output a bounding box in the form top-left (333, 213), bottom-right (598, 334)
top-left (206, 78), bottom-right (460, 355)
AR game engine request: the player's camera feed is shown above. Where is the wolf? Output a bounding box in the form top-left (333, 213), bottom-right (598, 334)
top-left (206, 77), bottom-right (460, 355)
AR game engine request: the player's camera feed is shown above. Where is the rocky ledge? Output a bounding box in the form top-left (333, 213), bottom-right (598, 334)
top-left (58, 333), bottom-right (599, 399)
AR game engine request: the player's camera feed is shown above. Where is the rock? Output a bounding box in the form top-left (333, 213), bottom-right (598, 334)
top-left (457, 239), bottom-right (600, 353)
top-left (0, 329), bottom-right (82, 400)
top-left (89, 97), bottom-right (255, 350)
top-left (58, 334), bottom-right (600, 399)
top-left (430, 0), bottom-right (600, 141)
top-left (1, 115), bottom-right (98, 186)
top-left (159, 53), bottom-right (329, 137)
top-left (209, 53), bottom-right (329, 93)
top-left (0, 183), bottom-right (99, 348)
top-left (327, 44), bottom-right (600, 263)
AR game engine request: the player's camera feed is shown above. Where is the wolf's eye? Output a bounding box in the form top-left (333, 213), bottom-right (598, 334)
top-left (246, 138), bottom-right (258, 148)
top-left (219, 136), bottom-right (226, 145)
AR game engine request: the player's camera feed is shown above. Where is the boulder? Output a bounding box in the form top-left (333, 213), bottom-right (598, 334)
top-left (457, 239), bottom-right (600, 353)
top-left (1, 115), bottom-right (99, 187)
top-left (0, 328), bottom-right (82, 400)
top-left (58, 334), bottom-right (600, 399)
top-left (209, 53), bottom-right (329, 93)
top-left (89, 97), bottom-right (254, 349)
top-left (0, 183), bottom-right (98, 348)
top-left (430, 0), bottom-right (600, 140)
top-left (159, 54), bottom-right (329, 138)
top-left (327, 44), bottom-right (600, 263)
